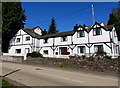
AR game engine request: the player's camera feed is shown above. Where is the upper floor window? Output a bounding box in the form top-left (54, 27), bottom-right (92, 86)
top-left (77, 30), bottom-right (85, 37)
top-left (44, 38), bottom-right (48, 43)
top-left (26, 36), bottom-right (30, 41)
top-left (16, 38), bottom-right (20, 43)
top-left (15, 49), bottom-right (21, 53)
top-left (93, 28), bottom-right (102, 35)
top-left (94, 45), bottom-right (103, 52)
top-left (78, 46), bottom-right (86, 53)
top-left (61, 36), bottom-right (67, 42)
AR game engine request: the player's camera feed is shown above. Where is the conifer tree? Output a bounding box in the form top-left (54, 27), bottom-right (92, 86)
top-left (48, 17), bottom-right (59, 34)
top-left (2, 2), bottom-right (26, 52)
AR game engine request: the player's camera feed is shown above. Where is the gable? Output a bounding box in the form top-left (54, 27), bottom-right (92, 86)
top-left (33, 26), bottom-right (43, 35)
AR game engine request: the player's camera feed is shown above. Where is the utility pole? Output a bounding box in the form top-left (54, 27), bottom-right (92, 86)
top-left (92, 4), bottom-right (95, 24)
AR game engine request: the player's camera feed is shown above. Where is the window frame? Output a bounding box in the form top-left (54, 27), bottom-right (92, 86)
top-left (16, 38), bottom-right (20, 43)
top-left (93, 28), bottom-right (102, 36)
top-left (61, 36), bottom-right (67, 42)
top-left (44, 38), bottom-right (48, 44)
top-left (25, 36), bottom-right (30, 41)
top-left (15, 49), bottom-right (21, 53)
top-left (43, 50), bottom-right (48, 55)
top-left (77, 30), bottom-right (85, 38)
top-left (78, 46), bottom-right (86, 54)
top-left (94, 45), bottom-right (104, 52)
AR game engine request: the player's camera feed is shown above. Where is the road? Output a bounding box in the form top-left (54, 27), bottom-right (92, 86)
top-left (1, 61), bottom-right (118, 87)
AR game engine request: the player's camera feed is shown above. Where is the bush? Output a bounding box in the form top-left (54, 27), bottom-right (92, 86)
top-left (27, 51), bottom-right (43, 58)
top-left (94, 50), bottom-right (107, 58)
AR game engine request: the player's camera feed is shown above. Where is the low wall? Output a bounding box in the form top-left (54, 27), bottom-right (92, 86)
top-left (23, 56), bottom-right (119, 74)
top-left (1, 55), bottom-right (24, 62)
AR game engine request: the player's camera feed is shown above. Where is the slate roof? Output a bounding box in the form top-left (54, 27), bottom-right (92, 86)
top-left (22, 22), bottom-right (115, 39)
top-left (39, 31), bottom-right (74, 39)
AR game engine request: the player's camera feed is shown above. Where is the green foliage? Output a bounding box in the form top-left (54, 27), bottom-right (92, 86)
top-left (103, 55), bottom-right (112, 59)
top-left (27, 51), bottom-right (43, 58)
top-left (1, 78), bottom-right (19, 88)
top-left (2, 2), bottom-right (26, 52)
top-left (95, 50), bottom-right (107, 57)
top-left (107, 8), bottom-right (120, 40)
top-left (48, 17), bottom-right (59, 34)
top-left (94, 50), bottom-right (112, 59)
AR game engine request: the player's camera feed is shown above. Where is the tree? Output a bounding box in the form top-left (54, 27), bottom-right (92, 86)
top-left (48, 17), bottom-right (59, 34)
top-left (2, 2), bottom-right (26, 52)
top-left (107, 8), bottom-right (120, 40)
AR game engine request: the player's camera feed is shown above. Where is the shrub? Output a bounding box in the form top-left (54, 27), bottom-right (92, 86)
top-left (94, 50), bottom-right (107, 58)
top-left (27, 51), bottom-right (43, 58)
top-left (104, 55), bottom-right (112, 59)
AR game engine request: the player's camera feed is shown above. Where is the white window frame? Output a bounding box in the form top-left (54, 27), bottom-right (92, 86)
top-left (77, 30), bottom-right (85, 37)
top-left (93, 28), bottom-right (102, 36)
top-left (78, 46), bottom-right (86, 54)
top-left (61, 36), bottom-right (67, 42)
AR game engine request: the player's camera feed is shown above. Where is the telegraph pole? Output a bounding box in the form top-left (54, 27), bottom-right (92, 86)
top-left (92, 4), bottom-right (95, 24)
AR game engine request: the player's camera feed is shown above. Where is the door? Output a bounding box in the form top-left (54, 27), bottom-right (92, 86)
top-left (60, 47), bottom-right (67, 55)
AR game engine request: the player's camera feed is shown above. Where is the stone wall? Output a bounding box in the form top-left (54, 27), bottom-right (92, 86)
top-left (23, 56), bottom-right (119, 74)
top-left (1, 55), bottom-right (23, 62)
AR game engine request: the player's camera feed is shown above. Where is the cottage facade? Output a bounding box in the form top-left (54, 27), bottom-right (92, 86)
top-left (7, 22), bottom-right (119, 59)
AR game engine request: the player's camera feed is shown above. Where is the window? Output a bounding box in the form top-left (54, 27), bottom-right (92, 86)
top-left (16, 38), bottom-right (20, 43)
top-left (43, 50), bottom-right (48, 55)
top-left (15, 49), bottom-right (21, 53)
top-left (93, 28), bottom-right (102, 35)
top-left (94, 45), bottom-right (103, 52)
top-left (61, 36), bottom-right (67, 42)
top-left (26, 36), bottom-right (30, 41)
top-left (44, 38), bottom-right (48, 43)
top-left (77, 30), bottom-right (85, 37)
top-left (78, 46), bottom-right (86, 53)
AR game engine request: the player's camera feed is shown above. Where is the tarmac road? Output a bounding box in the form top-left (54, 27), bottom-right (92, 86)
top-left (1, 61), bottom-right (118, 87)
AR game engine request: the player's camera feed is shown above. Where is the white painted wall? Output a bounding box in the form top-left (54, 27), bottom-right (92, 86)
top-left (8, 23), bottom-right (119, 58)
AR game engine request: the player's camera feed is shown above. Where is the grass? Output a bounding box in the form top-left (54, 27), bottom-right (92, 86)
top-left (0, 78), bottom-right (19, 88)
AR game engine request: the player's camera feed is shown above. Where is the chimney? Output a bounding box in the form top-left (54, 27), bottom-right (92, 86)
top-left (42, 29), bottom-right (47, 36)
top-left (74, 24), bottom-right (79, 30)
top-left (83, 24), bottom-right (86, 27)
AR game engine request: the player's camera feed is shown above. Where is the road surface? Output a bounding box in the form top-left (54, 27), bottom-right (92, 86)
top-left (1, 61), bottom-right (118, 87)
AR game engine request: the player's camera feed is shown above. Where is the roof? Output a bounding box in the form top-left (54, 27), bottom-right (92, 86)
top-left (22, 29), bottom-right (41, 38)
top-left (88, 22), bottom-right (114, 32)
top-left (39, 31), bottom-right (74, 39)
top-left (21, 22), bottom-right (115, 39)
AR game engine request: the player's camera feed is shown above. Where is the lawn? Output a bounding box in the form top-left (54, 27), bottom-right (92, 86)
top-left (0, 78), bottom-right (19, 88)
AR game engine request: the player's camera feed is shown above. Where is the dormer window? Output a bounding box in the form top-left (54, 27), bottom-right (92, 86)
top-left (44, 38), bottom-right (48, 43)
top-left (16, 38), bottom-right (20, 43)
top-left (77, 30), bottom-right (85, 37)
top-left (93, 28), bottom-right (102, 35)
top-left (26, 36), bottom-right (30, 41)
top-left (61, 36), bottom-right (67, 42)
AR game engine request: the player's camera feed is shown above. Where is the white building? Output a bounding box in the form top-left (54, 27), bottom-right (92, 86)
top-left (6, 22), bottom-right (119, 59)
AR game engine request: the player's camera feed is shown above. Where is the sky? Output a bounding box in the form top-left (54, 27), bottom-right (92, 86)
top-left (21, 2), bottom-right (119, 32)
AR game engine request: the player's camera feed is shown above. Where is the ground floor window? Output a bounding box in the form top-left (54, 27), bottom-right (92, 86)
top-left (78, 46), bottom-right (86, 53)
top-left (43, 50), bottom-right (48, 55)
top-left (59, 47), bottom-right (68, 55)
top-left (15, 49), bottom-right (21, 53)
top-left (94, 45), bottom-right (103, 52)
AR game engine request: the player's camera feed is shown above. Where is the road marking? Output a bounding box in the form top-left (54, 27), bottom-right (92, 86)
top-left (1, 69), bottom-right (21, 77)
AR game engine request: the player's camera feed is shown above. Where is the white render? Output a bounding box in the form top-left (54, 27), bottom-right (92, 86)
top-left (6, 22), bottom-right (119, 59)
